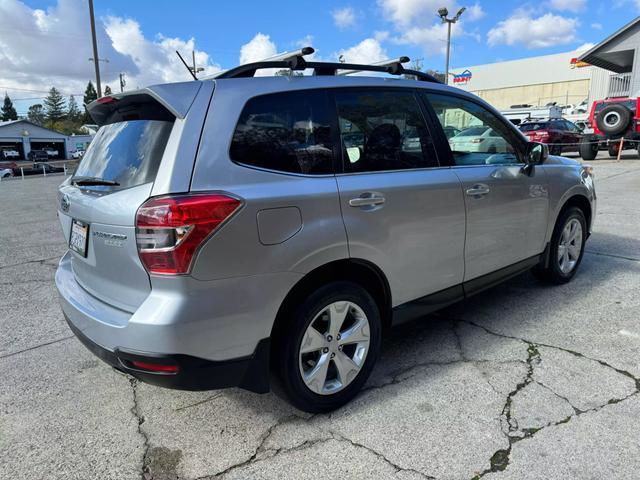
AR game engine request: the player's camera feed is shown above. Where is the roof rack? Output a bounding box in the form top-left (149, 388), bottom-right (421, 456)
top-left (337, 57), bottom-right (410, 76)
top-left (208, 46), bottom-right (442, 83)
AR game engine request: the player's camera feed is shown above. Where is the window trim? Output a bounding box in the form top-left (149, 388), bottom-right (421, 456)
top-left (227, 88), bottom-right (338, 177)
top-left (328, 86), bottom-right (443, 176)
top-left (418, 89), bottom-right (529, 168)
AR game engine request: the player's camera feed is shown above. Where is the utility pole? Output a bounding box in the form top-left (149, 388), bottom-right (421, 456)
top-left (119, 72), bottom-right (126, 93)
top-left (438, 7), bottom-right (465, 85)
top-left (189, 51), bottom-right (204, 78)
top-left (88, 0), bottom-right (102, 97)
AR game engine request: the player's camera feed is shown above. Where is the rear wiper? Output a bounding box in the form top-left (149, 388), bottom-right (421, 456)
top-left (73, 176), bottom-right (120, 186)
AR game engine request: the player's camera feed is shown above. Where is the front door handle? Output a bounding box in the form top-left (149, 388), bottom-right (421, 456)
top-left (349, 192), bottom-right (386, 208)
top-left (465, 184), bottom-right (490, 197)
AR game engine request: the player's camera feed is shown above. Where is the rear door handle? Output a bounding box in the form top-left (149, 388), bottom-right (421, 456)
top-left (465, 184), bottom-right (490, 197)
top-left (349, 192), bottom-right (386, 208)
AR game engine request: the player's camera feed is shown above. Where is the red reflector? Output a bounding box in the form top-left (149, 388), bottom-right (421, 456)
top-left (97, 96), bottom-right (117, 104)
top-left (135, 193), bottom-right (241, 275)
top-left (131, 360), bottom-right (180, 374)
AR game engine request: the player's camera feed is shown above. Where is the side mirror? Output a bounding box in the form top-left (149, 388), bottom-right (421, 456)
top-left (526, 142), bottom-right (548, 164)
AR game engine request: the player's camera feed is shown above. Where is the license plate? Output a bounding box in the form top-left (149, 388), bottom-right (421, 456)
top-left (69, 219), bottom-right (89, 257)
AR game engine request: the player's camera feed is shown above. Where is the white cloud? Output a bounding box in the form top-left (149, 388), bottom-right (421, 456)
top-left (105, 17), bottom-right (220, 88)
top-left (332, 6), bottom-right (357, 29)
top-left (488, 11), bottom-right (579, 49)
top-left (336, 38), bottom-right (387, 64)
top-left (377, 0), bottom-right (457, 26)
top-left (591, 22), bottom-right (603, 30)
top-left (0, 0), bottom-right (220, 104)
top-left (239, 33), bottom-right (277, 64)
top-left (393, 23), bottom-right (461, 56)
top-left (547, 0), bottom-right (586, 12)
top-left (466, 2), bottom-right (485, 21)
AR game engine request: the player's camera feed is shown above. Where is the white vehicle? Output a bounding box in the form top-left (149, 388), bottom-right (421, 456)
top-left (45, 149), bottom-right (58, 157)
top-left (71, 150), bottom-right (84, 159)
top-left (501, 105), bottom-right (563, 125)
top-left (1, 149), bottom-right (19, 159)
top-left (449, 126), bottom-right (508, 153)
top-left (0, 168), bottom-right (13, 178)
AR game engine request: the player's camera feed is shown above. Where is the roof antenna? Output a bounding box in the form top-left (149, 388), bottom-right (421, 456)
top-left (176, 51), bottom-right (198, 80)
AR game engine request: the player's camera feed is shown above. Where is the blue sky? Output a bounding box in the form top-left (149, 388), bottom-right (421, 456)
top-left (2, 0), bottom-right (639, 114)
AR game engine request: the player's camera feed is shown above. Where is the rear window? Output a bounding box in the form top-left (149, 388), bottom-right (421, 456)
top-left (229, 90), bottom-right (334, 175)
top-left (520, 123), bottom-right (548, 132)
top-left (595, 99), bottom-right (636, 113)
top-left (73, 120), bottom-right (173, 190)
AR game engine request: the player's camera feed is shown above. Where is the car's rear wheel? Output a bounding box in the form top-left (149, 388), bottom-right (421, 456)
top-left (533, 207), bottom-right (586, 284)
top-left (550, 144), bottom-right (562, 156)
top-left (608, 142), bottom-right (620, 157)
top-left (274, 281), bottom-right (381, 413)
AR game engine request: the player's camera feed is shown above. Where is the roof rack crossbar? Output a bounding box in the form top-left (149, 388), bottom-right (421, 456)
top-left (213, 60), bottom-right (442, 83)
top-left (338, 56), bottom-right (410, 76)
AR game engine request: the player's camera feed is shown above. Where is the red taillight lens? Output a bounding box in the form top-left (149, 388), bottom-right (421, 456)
top-left (135, 193), bottom-right (241, 275)
top-left (130, 360), bottom-right (179, 374)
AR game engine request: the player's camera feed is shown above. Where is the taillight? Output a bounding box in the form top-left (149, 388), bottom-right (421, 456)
top-left (471, 138), bottom-right (485, 143)
top-left (135, 193), bottom-right (241, 275)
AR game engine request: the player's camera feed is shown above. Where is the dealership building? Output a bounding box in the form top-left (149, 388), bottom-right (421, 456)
top-left (449, 17), bottom-right (640, 111)
top-left (0, 119), bottom-right (92, 160)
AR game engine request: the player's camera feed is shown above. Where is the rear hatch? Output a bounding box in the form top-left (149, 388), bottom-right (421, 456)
top-left (57, 84), bottom-right (203, 312)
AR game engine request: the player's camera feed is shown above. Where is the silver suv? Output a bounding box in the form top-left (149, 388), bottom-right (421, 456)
top-left (55, 50), bottom-right (596, 412)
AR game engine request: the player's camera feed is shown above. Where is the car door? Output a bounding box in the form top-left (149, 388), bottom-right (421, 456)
top-left (563, 120), bottom-right (582, 151)
top-left (422, 92), bottom-right (549, 282)
top-left (332, 88), bottom-right (466, 307)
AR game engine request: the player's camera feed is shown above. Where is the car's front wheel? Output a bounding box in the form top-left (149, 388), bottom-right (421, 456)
top-left (533, 207), bottom-right (586, 284)
top-left (274, 281), bottom-right (381, 413)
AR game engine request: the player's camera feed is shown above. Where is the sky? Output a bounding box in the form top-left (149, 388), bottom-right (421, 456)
top-left (1, 0), bottom-right (639, 116)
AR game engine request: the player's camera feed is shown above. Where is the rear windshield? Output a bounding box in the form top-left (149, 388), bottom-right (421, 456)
top-left (520, 123), bottom-right (548, 132)
top-left (73, 120), bottom-right (173, 190)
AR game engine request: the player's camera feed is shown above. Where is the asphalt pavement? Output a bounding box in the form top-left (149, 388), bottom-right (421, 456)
top-left (1, 153), bottom-right (639, 480)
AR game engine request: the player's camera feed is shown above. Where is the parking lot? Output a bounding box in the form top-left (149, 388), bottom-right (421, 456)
top-left (1, 154), bottom-right (639, 480)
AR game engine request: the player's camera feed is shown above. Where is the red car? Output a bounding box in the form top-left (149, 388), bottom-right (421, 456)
top-left (519, 119), bottom-right (583, 156)
top-left (580, 97), bottom-right (640, 159)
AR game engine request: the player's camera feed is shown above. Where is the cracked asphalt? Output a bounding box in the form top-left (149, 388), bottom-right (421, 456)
top-left (1, 154), bottom-right (639, 480)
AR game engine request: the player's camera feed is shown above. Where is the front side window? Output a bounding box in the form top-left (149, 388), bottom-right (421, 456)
top-left (334, 90), bottom-right (438, 173)
top-left (424, 93), bottom-right (521, 166)
top-left (230, 90), bottom-right (334, 175)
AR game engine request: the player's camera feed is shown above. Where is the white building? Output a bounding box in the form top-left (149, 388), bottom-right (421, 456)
top-left (449, 48), bottom-right (613, 111)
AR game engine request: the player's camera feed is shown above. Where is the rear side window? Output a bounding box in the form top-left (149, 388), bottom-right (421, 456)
top-left (73, 120), bottom-right (173, 190)
top-left (230, 90), bottom-right (334, 175)
top-left (334, 90), bottom-right (438, 173)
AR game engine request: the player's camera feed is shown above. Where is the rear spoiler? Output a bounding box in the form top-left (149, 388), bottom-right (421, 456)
top-left (87, 81), bottom-right (203, 126)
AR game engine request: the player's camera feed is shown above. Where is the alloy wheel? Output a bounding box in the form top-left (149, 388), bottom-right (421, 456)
top-left (298, 301), bottom-right (370, 395)
top-left (557, 218), bottom-right (583, 274)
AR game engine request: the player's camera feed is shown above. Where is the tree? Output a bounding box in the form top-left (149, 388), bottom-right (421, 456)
top-left (104, 85), bottom-right (112, 95)
top-left (67, 95), bottom-right (81, 123)
top-left (44, 87), bottom-right (66, 127)
top-left (27, 104), bottom-right (45, 125)
top-left (83, 81), bottom-right (98, 123)
top-left (1, 93), bottom-right (18, 121)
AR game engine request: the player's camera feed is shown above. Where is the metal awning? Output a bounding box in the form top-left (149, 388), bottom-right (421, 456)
top-left (578, 17), bottom-right (640, 73)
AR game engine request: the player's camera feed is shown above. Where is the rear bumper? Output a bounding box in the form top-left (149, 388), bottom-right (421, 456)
top-left (64, 314), bottom-right (270, 392)
top-left (55, 250), bottom-right (302, 393)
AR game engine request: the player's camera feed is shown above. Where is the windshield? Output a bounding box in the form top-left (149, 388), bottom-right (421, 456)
top-left (455, 126), bottom-right (489, 137)
top-left (73, 120), bottom-right (173, 191)
top-left (520, 123), bottom-right (548, 132)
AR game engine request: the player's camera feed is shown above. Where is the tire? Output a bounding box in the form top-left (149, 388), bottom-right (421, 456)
top-left (550, 144), bottom-right (562, 156)
top-left (608, 143), bottom-right (620, 157)
top-left (533, 207), bottom-right (587, 284)
top-left (273, 281), bottom-right (382, 413)
top-left (579, 138), bottom-right (598, 160)
top-left (596, 104), bottom-right (631, 136)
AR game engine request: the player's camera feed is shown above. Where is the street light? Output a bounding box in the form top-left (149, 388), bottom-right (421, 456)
top-left (438, 6), bottom-right (465, 85)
